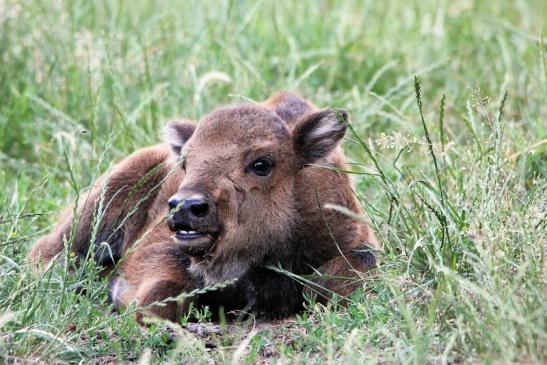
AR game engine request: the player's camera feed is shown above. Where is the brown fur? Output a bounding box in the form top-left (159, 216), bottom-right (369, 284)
top-left (29, 92), bottom-right (378, 322)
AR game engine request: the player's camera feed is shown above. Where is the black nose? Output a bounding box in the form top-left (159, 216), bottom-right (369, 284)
top-left (168, 197), bottom-right (179, 210)
top-left (188, 200), bottom-right (209, 217)
top-left (167, 191), bottom-right (215, 231)
top-left (168, 197), bottom-right (209, 218)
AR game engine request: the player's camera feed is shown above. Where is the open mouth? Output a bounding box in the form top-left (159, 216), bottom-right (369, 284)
top-left (172, 225), bottom-right (217, 257)
top-left (175, 230), bottom-right (207, 240)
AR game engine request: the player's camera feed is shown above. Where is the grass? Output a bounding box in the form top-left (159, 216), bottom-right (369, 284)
top-left (0, 0), bottom-right (545, 363)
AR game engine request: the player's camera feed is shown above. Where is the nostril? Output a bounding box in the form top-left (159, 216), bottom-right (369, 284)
top-left (168, 198), bottom-right (179, 210)
top-left (190, 202), bottom-right (209, 218)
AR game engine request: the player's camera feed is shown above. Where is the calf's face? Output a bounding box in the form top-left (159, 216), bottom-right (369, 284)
top-left (163, 104), bottom-right (347, 283)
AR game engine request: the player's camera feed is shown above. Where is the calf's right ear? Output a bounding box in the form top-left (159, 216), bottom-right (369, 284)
top-left (161, 120), bottom-right (196, 155)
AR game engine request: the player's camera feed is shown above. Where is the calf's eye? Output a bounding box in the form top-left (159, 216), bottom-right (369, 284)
top-left (250, 157), bottom-right (273, 176)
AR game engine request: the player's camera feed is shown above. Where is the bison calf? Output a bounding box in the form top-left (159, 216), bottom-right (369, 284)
top-left (29, 92), bottom-right (378, 322)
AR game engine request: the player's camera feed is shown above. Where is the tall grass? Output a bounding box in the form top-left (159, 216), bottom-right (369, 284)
top-left (1, 0), bottom-right (545, 363)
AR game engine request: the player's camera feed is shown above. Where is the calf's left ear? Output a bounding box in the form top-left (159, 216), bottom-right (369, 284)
top-left (161, 120), bottom-right (196, 155)
top-left (293, 109), bottom-right (348, 165)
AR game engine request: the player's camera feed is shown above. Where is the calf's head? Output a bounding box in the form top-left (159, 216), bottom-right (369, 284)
top-left (163, 103), bottom-right (348, 284)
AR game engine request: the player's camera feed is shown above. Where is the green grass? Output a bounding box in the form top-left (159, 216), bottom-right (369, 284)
top-left (1, 0), bottom-right (545, 363)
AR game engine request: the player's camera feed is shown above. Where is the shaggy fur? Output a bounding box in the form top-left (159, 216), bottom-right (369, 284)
top-left (29, 92), bottom-right (378, 321)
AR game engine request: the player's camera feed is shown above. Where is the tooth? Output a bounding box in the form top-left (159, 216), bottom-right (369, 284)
top-left (188, 231), bottom-right (197, 234)
top-left (179, 230), bottom-right (188, 234)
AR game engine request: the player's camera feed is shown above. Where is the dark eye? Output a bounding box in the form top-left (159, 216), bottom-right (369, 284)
top-left (249, 157), bottom-right (273, 176)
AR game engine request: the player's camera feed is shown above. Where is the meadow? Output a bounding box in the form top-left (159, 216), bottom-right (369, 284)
top-left (0, 0), bottom-right (545, 363)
